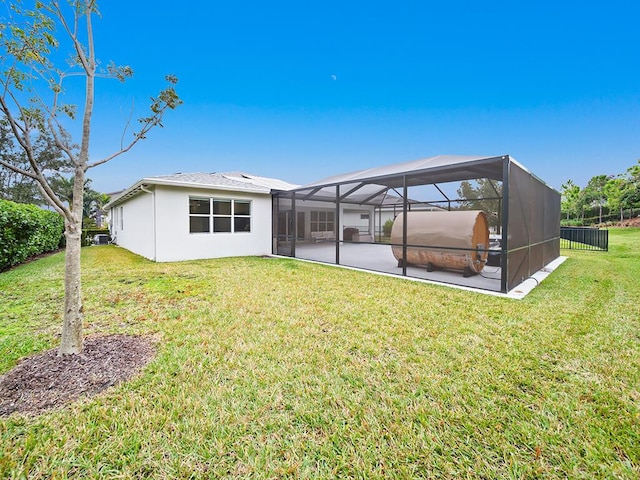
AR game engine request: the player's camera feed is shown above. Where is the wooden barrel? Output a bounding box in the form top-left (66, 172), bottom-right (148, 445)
top-left (390, 210), bottom-right (490, 275)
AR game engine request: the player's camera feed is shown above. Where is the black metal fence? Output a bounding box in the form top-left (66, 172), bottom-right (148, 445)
top-left (560, 227), bottom-right (608, 251)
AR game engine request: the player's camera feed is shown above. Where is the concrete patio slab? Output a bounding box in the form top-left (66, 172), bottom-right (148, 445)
top-left (275, 242), bottom-right (566, 299)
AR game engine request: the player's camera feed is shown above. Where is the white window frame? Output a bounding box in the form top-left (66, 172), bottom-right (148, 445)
top-left (310, 209), bottom-right (335, 233)
top-left (189, 197), bottom-right (252, 234)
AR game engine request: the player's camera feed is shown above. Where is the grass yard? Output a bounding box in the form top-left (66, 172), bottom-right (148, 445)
top-left (1, 229), bottom-right (639, 478)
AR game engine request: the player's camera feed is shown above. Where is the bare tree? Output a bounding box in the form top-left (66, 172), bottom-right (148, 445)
top-left (0, 1), bottom-right (181, 354)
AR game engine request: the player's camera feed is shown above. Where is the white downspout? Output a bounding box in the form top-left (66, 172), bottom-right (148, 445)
top-left (140, 185), bottom-right (157, 261)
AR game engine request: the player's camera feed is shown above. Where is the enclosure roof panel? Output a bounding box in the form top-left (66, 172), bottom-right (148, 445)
top-left (296, 155), bottom-right (508, 190)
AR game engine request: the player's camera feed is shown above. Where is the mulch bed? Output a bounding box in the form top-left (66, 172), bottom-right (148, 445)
top-left (0, 334), bottom-right (156, 417)
top-left (617, 217), bottom-right (640, 227)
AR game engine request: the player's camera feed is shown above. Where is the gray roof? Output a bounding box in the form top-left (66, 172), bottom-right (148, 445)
top-left (147, 172), bottom-right (299, 192)
top-left (105, 155), bottom-right (537, 209)
top-left (300, 155), bottom-right (509, 190)
top-left (105, 172), bottom-right (298, 209)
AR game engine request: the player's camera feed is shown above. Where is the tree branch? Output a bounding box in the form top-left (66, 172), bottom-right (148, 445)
top-left (87, 99), bottom-right (177, 169)
top-left (88, 77), bottom-right (181, 169)
top-left (0, 156), bottom-right (37, 179)
top-left (48, 1), bottom-right (91, 73)
top-left (0, 94), bottom-right (70, 215)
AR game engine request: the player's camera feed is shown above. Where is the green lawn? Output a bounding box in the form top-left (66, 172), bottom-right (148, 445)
top-left (1, 229), bottom-right (639, 479)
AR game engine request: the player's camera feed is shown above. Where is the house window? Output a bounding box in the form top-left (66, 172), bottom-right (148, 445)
top-left (189, 197), bottom-right (251, 234)
top-left (234, 200), bottom-right (251, 232)
top-left (213, 199), bottom-right (231, 232)
top-left (310, 210), bottom-right (334, 232)
top-left (189, 197), bottom-right (210, 232)
top-left (360, 214), bottom-right (370, 220)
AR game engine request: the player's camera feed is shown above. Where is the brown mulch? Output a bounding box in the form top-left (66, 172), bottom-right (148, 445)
top-left (0, 334), bottom-right (156, 417)
top-left (617, 217), bottom-right (640, 227)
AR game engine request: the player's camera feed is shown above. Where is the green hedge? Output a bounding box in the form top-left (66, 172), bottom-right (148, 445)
top-left (0, 199), bottom-right (65, 271)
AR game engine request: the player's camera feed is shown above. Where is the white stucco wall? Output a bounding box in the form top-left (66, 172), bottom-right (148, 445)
top-left (110, 185), bottom-right (273, 262)
top-left (109, 191), bottom-right (155, 260)
top-left (153, 185), bottom-right (273, 262)
top-left (289, 200), bottom-right (374, 241)
top-left (342, 208), bottom-right (374, 234)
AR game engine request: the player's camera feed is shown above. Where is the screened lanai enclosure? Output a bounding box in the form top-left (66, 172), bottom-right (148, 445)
top-left (272, 155), bottom-right (560, 294)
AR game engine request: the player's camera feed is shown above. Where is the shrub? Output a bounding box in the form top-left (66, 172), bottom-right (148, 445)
top-left (382, 219), bottom-right (394, 237)
top-left (0, 199), bottom-right (64, 270)
top-left (560, 219), bottom-right (585, 227)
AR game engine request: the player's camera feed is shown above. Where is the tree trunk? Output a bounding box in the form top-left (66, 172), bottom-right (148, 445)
top-left (59, 164), bottom-right (87, 356)
top-left (58, 3), bottom-right (95, 356)
top-left (59, 212), bottom-right (83, 355)
top-left (599, 203), bottom-right (603, 224)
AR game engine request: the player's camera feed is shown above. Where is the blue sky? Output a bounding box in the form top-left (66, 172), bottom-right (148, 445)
top-left (69, 0), bottom-right (639, 193)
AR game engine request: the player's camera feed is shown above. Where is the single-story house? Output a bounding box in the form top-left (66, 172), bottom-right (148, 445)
top-left (105, 155), bottom-right (561, 294)
top-left (105, 172), bottom-right (298, 262)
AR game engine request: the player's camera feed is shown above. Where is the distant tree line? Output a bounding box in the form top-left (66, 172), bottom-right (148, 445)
top-left (561, 161), bottom-right (640, 225)
top-left (457, 179), bottom-right (502, 230)
top-left (453, 163), bottom-right (640, 229)
top-left (0, 118), bottom-right (110, 228)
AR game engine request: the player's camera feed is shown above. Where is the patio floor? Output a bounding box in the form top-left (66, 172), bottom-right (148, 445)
top-left (276, 242), bottom-right (565, 299)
